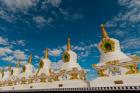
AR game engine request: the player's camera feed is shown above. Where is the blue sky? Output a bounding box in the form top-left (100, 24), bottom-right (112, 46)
top-left (0, 0), bottom-right (140, 80)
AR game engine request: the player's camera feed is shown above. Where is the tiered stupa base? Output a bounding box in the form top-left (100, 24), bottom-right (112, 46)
top-left (90, 73), bottom-right (140, 87)
top-left (1, 80), bottom-right (89, 91)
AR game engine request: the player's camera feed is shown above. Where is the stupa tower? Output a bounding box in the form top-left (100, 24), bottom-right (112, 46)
top-left (3, 66), bottom-right (12, 80)
top-left (98, 24), bottom-right (132, 64)
top-left (12, 61), bottom-right (21, 76)
top-left (20, 54), bottom-right (34, 78)
top-left (36, 48), bottom-right (52, 76)
top-left (61, 36), bottom-right (82, 71)
top-left (91, 24), bottom-right (140, 87)
top-left (93, 24), bottom-right (140, 76)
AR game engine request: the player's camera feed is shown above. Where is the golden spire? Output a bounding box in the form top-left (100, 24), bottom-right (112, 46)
top-left (67, 35), bottom-right (71, 50)
top-left (100, 24), bottom-right (109, 39)
top-left (28, 54), bottom-right (32, 64)
top-left (44, 48), bottom-right (49, 59)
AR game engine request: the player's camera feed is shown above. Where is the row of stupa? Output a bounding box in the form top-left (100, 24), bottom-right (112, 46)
top-left (0, 33), bottom-right (88, 90)
top-left (0, 24), bottom-right (140, 90)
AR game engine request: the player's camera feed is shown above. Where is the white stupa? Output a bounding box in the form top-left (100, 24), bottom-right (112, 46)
top-left (2, 67), bottom-right (12, 81)
top-left (37, 48), bottom-right (51, 76)
top-left (98, 24), bottom-right (132, 65)
top-left (60, 36), bottom-right (82, 71)
top-left (90, 24), bottom-right (140, 87)
top-left (19, 54), bottom-right (34, 79)
top-left (12, 62), bottom-right (21, 76)
top-left (8, 62), bottom-right (21, 82)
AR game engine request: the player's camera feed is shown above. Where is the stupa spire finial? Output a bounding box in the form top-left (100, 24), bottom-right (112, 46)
top-left (100, 24), bottom-right (109, 39)
top-left (67, 35), bottom-right (71, 50)
top-left (28, 54), bottom-right (32, 64)
top-left (45, 48), bottom-right (49, 59)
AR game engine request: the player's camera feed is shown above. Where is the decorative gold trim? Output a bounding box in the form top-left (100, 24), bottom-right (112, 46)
top-left (39, 73), bottom-right (47, 83)
top-left (106, 60), bottom-right (119, 66)
top-left (97, 68), bottom-right (108, 77)
top-left (125, 64), bottom-right (139, 74)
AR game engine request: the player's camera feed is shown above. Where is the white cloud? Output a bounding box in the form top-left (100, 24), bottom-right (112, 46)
top-left (1, 0), bottom-right (38, 12)
top-left (0, 10), bottom-right (16, 22)
top-left (11, 40), bottom-right (26, 46)
top-left (105, 0), bottom-right (140, 50)
top-left (33, 16), bottom-right (47, 26)
top-left (0, 37), bottom-right (9, 45)
top-left (0, 35), bottom-right (28, 64)
top-left (0, 0), bottom-right (84, 28)
top-left (51, 60), bottom-right (64, 71)
top-left (48, 0), bottom-right (62, 8)
top-left (106, 0), bottom-right (140, 28)
top-left (0, 36), bottom-right (26, 47)
top-left (72, 43), bottom-right (97, 59)
top-left (121, 37), bottom-right (140, 49)
top-left (47, 17), bottom-right (54, 24)
top-left (49, 48), bottom-right (63, 57)
top-left (34, 55), bottom-right (40, 59)
top-left (2, 56), bottom-right (14, 62)
top-left (0, 47), bottom-right (27, 64)
top-left (0, 47), bottom-right (12, 56)
top-left (59, 8), bottom-right (85, 22)
top-left (13, 50), bottom-right (26, 60)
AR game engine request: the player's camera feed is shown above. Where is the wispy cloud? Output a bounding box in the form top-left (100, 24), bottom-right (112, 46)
top-left (51, 60), bottom-right (64, 71)
top-left (0, 47), bottom-right (12, 56)
top-left (0, 0), bottom-right (38, 12)
top-left (105, 0), bottom-right (140, 50)
top-left (48, 0), bottom-right (62, 8)
top-left (106, 0), bottom-right (140, 28)
top-left (59, 8), bottom-right (84, 22)
top-left (121, 37), bottom-right (140, 49)
top-left (33, 16), bottom-right (47, 27)
top-left (0, 0), bottom-right (84, 30)
top-left (11, 40), bottom-right (26, 46)
top-left (0, 37), bottom-right (9, 45)
top-left (0, 36), bottom-right (28, 64)
top-left (49, 48), bottom-right (63, 57)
